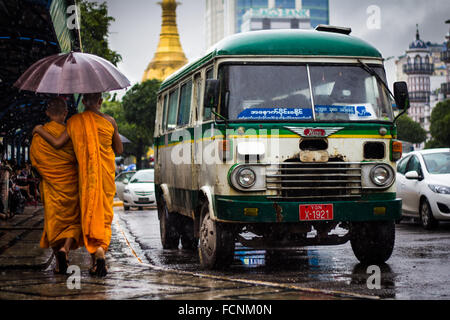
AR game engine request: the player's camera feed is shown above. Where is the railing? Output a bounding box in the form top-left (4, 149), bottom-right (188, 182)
top-left (403, 63), bottom-right (434, 74)
top-left (440, 50), bottom-right (450, 63)
top-left (441, 82), bottom-right (450, 96)
top-left (409, 91), bottom-right (430, 103)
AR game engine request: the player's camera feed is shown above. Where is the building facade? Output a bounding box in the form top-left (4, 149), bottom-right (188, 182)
top-left (241, 8), bottom-right (311, 32)
top-left (205, 0), bottom-right (328, 48)
top-left (441, 20), bottom-right (450, 98)
top-left (404, 27), bottom-right (434, 129)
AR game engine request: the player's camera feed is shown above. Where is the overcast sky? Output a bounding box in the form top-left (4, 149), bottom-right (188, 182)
top-left (102, 0), bottom-right (450, 95)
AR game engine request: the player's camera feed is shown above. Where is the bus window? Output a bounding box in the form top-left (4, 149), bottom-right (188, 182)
top-left (203, 67), bottom-right (214, 120)
top-left (193, 73), bottom-right (202, 122)
top-left (167, 89), bottom-right (179, 130)
top-left (162, 94), bottom-right (169, 132)
top-left (177, 80), bottom-right (192, 127)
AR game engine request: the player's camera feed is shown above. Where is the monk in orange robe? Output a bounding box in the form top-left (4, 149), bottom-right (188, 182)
top-left (30, 97), bottom-right (82, 274)
top-left (33, 93), bottom-right (123, 277)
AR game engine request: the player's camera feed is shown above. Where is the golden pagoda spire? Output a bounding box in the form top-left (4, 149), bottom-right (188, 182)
top-left (142, 0), bottom-right (188, 82)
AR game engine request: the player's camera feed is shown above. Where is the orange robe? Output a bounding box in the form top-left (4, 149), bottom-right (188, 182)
top-left (67, 111), bottom-right (116, 254)
top-left (30, 121), bottom-right (82, 249)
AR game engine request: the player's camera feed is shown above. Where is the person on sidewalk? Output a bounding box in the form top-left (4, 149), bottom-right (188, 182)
top-left (30, 97), bottom-right (83, 274)
top-left (33, 93), bottom-right (123, 277)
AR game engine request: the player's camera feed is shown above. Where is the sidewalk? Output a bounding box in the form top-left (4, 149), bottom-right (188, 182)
top-left (0, 205), bottom-right (52, 271)
top-left (0, 205), bottom-right (345, 300)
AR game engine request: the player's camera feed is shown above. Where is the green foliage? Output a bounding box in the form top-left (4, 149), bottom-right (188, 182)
top-left (79, 0), bottom-right (122, 66)
top-left (396, 113), bottom-right (427, 144)
top-left (426, 99), bottom-right (450, 148)
top-left (101, 80), bottom-right (161, 169)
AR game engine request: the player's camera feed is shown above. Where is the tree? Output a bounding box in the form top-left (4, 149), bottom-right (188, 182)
top-left (79, 0), bottom-right (122, 66)
top-left (102, 80), bottom-right (161, 170)
top-left (426, 99), bottom-right (450, 148)
top-left (396, 113), bottom-right (427, 144)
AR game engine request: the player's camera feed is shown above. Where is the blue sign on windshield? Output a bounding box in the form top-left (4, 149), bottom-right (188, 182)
top-left (315, 105), bottom-right (373, 117)
top-left (237, 108), bottom-right (313, 120)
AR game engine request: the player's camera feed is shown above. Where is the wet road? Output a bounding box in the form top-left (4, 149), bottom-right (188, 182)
top-left (116, 207), bottom-right (450, 300)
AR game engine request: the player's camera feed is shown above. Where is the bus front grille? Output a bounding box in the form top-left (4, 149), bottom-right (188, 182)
top-left (266, 161), bottom-right (362, 201)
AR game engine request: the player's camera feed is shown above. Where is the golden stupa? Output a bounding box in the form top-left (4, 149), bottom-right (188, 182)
top-left (142, 0), bottom-right (188, 82)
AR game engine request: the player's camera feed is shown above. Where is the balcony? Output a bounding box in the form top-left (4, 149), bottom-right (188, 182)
top-left (409, 91), bottom-right (430, 103)
top-left (403, 63), bottom-right (434, 75)
top-left (441, 49), bottom-right (450, 63)
top-left (441, 82), bottom-right (450, 96)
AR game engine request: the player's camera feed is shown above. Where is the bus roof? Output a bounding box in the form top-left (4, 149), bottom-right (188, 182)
top-left (160, 29), bottom-right (383, 91)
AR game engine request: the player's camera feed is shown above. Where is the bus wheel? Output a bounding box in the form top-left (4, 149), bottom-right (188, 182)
top-left (159, 197), bottom-right (180, 249)
top-left (350, 221), bottom-right (395, 264)
top-left (199, 202), bottom-right (235, 269)
top-left (179, 215), bottom-right (198, 251)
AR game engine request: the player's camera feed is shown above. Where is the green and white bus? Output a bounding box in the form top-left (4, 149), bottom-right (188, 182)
top-left (154, 26), bottom-right (409, 269)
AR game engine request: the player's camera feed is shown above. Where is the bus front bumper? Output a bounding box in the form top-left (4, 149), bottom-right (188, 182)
top-left (214, 197), bottom-right (402, 223)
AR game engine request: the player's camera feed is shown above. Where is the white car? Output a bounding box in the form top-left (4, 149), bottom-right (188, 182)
top-left (115, 170), bottom-right (136, 201)
top-left (396, 148), bottom-right (450, 229)
top-left (122, 169), bottom-right (156, 210)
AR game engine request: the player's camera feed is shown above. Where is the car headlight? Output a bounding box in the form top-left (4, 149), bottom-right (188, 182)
top-left (237, 168), bottom-right (256, 188)
top-left (370, 165), bottom-right (393, 186)
top-left (123, 188), bottom-right (130, 194)
top-left (428, 184), bottom-right (450, 194)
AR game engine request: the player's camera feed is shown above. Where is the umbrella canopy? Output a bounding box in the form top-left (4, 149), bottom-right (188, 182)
top-left (14, 52), bottom-right (130, 94)
top-left (119, 133), bottom-right (131, 144)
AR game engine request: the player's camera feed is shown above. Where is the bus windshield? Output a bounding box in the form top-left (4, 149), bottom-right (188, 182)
top-left (219, 64), bottom-right (394, 122)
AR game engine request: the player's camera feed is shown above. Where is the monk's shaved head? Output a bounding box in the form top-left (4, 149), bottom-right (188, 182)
top-left (83, 93), bottom-right (102, 107)
top-left (47, 97), bottom-right (67, 116)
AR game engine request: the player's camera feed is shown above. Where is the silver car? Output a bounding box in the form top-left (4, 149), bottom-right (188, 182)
top-left (396, 148), bottom-right (450, 229)
top-left (115, 170), bottom-right (136, 201)
top-left (123, 169), bottom-right (155, 210)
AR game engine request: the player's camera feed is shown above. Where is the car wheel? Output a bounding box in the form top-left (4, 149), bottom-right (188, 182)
top-left (198, 201), bottom-right (235, 269)
top-left (420, 199), bottom-right (438, 230)
top-left (350, 221), bottom-right (395, 264)
top-left (158, 197), bottom-right (180, 249)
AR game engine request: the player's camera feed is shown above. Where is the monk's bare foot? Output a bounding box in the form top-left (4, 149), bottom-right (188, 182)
top-left (89, 247), bottom-right (107, 277)
top-left (53, 248), bottom-right (68, 275)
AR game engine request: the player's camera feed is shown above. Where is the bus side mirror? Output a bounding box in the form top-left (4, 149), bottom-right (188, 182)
top-left (204, 79), bottom-right (220, 110)
top-left (394, 81), bottom-right (410, 110)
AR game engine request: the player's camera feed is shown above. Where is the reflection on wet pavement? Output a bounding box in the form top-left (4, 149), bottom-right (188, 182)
top-left (117, 208), bottom-right (450, 300)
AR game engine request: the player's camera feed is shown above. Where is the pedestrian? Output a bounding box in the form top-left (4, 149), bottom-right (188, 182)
top-left (33, 92), bottom-right (123, 277)
top-left (30, 97), bottom-right (82, 274)
top-left (0, 152), bottom-right (13, 220)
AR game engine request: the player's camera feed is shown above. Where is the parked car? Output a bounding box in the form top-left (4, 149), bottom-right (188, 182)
top-left (115, 170), bottom-right (136, 201)
top-left (123, 169), bottom-right (155, 210)
top-left (396, 148), bottom-right (450, 229)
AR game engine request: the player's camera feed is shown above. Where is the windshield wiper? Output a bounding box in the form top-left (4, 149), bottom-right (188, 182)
top-left (357, 59), bottom-right (395, 99)
top-left (357, 59), bottom-right (407, 122)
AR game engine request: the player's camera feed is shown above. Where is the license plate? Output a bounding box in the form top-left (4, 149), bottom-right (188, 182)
top-left (138, 197), bottom-right (149, 202)
top-left (299, 204), bottom-right (333, 221)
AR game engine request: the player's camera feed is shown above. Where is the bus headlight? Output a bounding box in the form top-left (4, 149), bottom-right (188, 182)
top-left (237, 168), bottom-right (256, 188)
top-left (370, 165), bottom-right (392, 186)
top-left (229, 165), bottom-right (266, 191)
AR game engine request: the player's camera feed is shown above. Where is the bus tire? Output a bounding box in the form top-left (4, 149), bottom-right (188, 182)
top-left (199, 201), bottom-right (235, 269)
top-left (159, 197), bottom-right (180, 249)
top-left (350, 221), bottom-right (395, 264)
top-left (179, 215), bottom-right (198, 251)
